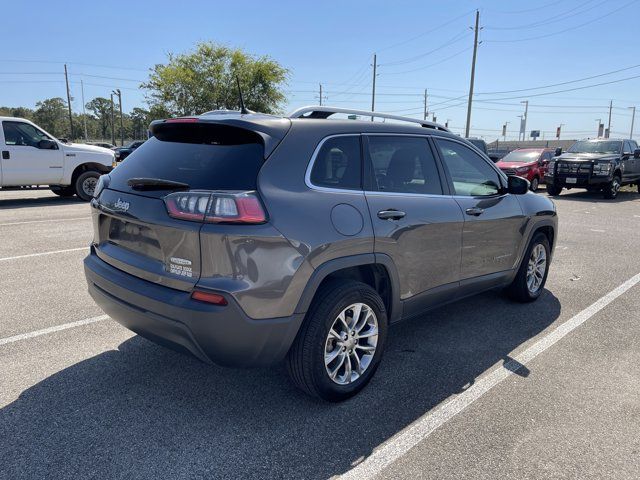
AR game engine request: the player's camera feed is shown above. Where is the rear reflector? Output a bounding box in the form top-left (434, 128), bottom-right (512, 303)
top-left (164, 191), bottom-right (266, 224)
top-left (191, 290), bottom-right (228, 305)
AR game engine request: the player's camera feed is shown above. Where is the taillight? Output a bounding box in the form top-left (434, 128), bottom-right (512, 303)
top-left (164, 191), bottom-right (266, 224)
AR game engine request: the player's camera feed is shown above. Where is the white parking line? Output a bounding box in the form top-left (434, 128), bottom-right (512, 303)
top-left (340, 272), bottom-right (640, 480)
top-left (0, 315), bottom-right (108, 346)
top-left (0, 246), bottom-right (89, 262)
top-left (0, 217), bottom-right (89, 227)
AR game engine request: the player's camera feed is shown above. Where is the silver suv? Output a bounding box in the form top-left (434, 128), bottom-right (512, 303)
top-left (84, 106), bottom-right (557, 401)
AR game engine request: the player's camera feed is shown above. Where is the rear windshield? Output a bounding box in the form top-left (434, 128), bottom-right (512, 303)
top-left (108, 123), bottom-right (264, 192)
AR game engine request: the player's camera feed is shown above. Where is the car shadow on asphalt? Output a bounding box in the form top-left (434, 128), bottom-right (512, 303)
top-left (543, 190), bottom-right (639, 203)
top-left (0, 195), bottom-right (85, 209)
top-left (1, 290), bottom-right (560, 479)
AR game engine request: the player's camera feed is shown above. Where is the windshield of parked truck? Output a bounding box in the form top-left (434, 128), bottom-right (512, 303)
top-left (568, 141), bottom-right (621, 154)
top-left (501, 150), bottom-right (541, 163)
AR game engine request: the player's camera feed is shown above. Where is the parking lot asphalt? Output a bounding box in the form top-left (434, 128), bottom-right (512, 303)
top-left (1, 187), bottom-right (639, 479)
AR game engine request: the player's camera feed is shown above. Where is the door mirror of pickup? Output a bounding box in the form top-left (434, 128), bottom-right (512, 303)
top-left (634, 149), bottom-right (640, 159)
top-left (507, 175), bottom-right (529, 195)
top-left (554, 147), bottom-right (562, 156)
top-left (38, 139), bottom-right (58, 150)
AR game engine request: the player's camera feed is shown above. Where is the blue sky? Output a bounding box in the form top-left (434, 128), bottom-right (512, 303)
top-left (2, 0), bottom-right (640, 140)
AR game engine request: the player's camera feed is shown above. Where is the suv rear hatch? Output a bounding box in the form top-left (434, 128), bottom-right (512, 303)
top-left (92, 118), bottom-right (289, 292)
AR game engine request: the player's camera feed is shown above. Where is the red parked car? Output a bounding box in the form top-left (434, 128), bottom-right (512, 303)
top-left (496, 148), bottom-right (554, 191)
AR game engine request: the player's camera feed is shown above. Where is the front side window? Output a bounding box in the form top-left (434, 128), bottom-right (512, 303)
top-left (310, 136), bottom-right (361, 190)
top-left (3, 121), bottom-right (51, 147)
top-left (365, 136), bottom-right (442, 194)
top-left (623, 140), bottom-right (633, 154)
top-left (435, 139), bottom-right (501, 196)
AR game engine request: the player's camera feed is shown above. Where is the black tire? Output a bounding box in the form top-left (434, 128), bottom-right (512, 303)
top-left (50, 185), bottom-right (75, 197)
top-left (506, 232), bottom-right (551, 303)
top-left (603, 174), bottom-right (621, 199)
top-left (530, 177), bottom-right (539, 192)
top-left (546, 184), bottom-right (562, 196)
top-left (74, 170), bottom-right (100, 201)
top-left (286, 279), bottom-right (388, 402)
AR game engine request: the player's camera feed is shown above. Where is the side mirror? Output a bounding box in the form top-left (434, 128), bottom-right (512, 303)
top-left (38, 139), bottom-right (57, 150)
top-left (634, 149), bottom-right (640, 159)
top-left (507, 175), bottom-right (529, 195)
top-left (554, 147), bottom-right (562, 156)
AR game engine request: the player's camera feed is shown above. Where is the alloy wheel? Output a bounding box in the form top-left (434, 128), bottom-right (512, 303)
top-left (324, 303), bottom-right (378, 385)
top-left (526, 244), bottom-right (547, 294)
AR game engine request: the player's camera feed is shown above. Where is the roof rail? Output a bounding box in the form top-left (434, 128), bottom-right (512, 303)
top-left (288, 105), bottom-right (450, 132)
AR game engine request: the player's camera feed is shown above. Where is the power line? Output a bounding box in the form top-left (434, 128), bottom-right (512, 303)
top-left (382, 46), bottom-right (472, 76)
top-left (477, 72), bottom-right (640, 101)
top-left (380, 30), bottom-right (471, 67)
top-left (484, 0), bottom-right (603, 30)
top-left (485, 0), bottom-right (639, 43)
top-left (376, 10), bottom-right (475, 52)
top-left (486, 0), bottom-right (568, 14)
top-left (476, 63), bottom-right (640, 95)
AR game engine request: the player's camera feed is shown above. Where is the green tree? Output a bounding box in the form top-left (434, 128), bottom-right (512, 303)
top-left (142, 42), bottom-right (288, 116)
top-left (86, 97), bottom-right (114, 140)
top-left (33, 97), bottom-right (68, 137)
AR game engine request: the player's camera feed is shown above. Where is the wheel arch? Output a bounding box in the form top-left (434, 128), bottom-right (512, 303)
top-left (294, 254), bottom-right (402, 323)
top-left (71, 162), bottom-right (111, 183)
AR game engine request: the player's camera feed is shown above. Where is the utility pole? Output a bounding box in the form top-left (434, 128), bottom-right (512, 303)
top-left (503, 121), bottom-right (509, 141)
top-left (113, 89), bottom-right (124, 146)
top-left (446, 119), bottom-right (451, 129)
top-left (464, 10), bottom-right (480, 138)
top-left (80, 79), bottom-right (88, 141)
top-left (319, 83), bottom-right (323, 106)
top-left (606, 100), bottom-right (613, 138)
top-left (628, 106), bottom-right (636, 140)
top-left (595, 118), bottom-right (603, 137)
top-left (520, 100), bottom-right (529, 141)
top-left (557, 123), bottom-right (564, 140)
top-left (110, 93), bottom-right (116, 146)
top-left (371, 53), bottom-right (377, 121)
top-left (423, 89), bottom-right (428, 120)
top-left (64, 64), bottom-right (74, 140)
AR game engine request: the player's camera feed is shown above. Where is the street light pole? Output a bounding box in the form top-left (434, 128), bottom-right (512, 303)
top-left (520, 100), bottom-right (529, 141)
top-left (629, 106), bottom-right (636, 140)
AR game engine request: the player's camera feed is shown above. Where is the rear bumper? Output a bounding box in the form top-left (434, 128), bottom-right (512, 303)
top-left (84, 249), bottom-right (304, 367)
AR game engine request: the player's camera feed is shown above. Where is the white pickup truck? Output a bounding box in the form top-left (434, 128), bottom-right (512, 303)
top-left (0, 117), bottom-right (115, 200)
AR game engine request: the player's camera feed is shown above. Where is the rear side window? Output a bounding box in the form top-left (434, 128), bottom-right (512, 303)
top-left (108, 123), bottom-right (264, 191)
top-left (365, 136), bottom-right (442, 195)
top-left (310, 136), bottom-right (361, 190)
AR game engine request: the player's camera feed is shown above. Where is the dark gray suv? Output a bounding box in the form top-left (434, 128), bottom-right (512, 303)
top-left (84, 106), bottom-right (557, 401)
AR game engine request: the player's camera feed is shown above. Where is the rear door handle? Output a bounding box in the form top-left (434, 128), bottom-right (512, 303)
top-left (377, 209), bottom-right (406, 220)
top-left (1, 151), bottom-right (9, 160)
top-left (465, 207), bottom-right (484, 216)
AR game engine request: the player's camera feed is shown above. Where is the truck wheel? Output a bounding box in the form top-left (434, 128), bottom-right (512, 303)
top-left (506, 232), bottom-right (550, 303)
top-left (603, 174), bottom-right (621, 199)
top-left (286, 279), bottom-right (388, 402)
top-left (74, 170), bottom-right (100, 201)
top-left (50, 186), bottom-right (75, 197)
top-left (546, 184), bottom-right (562, 196)
top-left (530, 177), bottom-right (539, 192)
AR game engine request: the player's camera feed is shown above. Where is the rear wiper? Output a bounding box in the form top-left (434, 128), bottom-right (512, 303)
top-left (127, 178), bottom-right (190, 191)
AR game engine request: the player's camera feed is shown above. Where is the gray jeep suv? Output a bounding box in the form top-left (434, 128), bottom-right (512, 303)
top-left (84, 106), bottom-right (557, 401)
